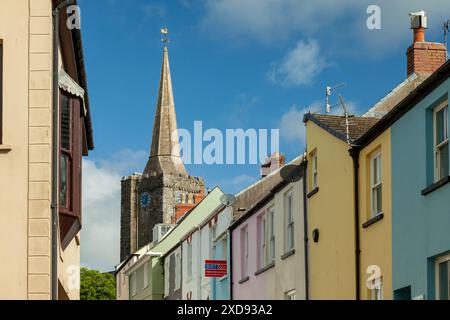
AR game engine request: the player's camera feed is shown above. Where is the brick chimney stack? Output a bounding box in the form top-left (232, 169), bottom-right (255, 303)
top-left (407, 11), bottom-right (447, 77)
top-left (261, 152), bottom-right (286, 178)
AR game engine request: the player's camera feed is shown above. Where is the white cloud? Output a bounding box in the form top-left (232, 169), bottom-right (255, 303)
top-left (80, 149), bottom-right (147, 272)
top-left (199, 0), bottom-right (450, 57)
top-left (267, 39), bottom-right (327, 87)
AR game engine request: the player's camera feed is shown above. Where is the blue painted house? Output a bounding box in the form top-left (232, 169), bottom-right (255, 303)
top-left (391, 63), bottom-right (450, 300)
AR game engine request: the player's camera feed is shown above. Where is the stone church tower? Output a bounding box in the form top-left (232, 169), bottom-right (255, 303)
top-left (120, 47), bottom-right (205, 262)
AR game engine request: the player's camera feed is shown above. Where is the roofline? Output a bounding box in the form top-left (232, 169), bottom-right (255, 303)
top-left (303, 113), bottom-right (350, 143)
top-left (355, 59), bottom-right (450, 149)
top-left (114, 253), bottom-right (140, 275)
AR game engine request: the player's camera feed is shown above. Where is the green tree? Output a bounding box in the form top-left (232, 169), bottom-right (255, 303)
top-left (80, 267), bottom-right (116, 300)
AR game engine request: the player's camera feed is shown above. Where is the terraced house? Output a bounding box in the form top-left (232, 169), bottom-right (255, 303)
top-left (303, 12), bottom-right (447, 300)
top-left (0, 0), bottom-right (93, 300)
top-left (230, 156), bottom-right (306, 300)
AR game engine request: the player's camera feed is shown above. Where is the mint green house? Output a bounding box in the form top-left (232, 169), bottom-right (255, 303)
top-left (119, 187), bottom-right (224, 300)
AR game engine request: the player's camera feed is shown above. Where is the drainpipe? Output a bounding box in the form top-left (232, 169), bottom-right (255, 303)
top-left (51, 0), bottom-right (76, 300)
top-left (301, 160), bottom-right (309, 300)
top-left (349, 147), bottom-right (361, 300)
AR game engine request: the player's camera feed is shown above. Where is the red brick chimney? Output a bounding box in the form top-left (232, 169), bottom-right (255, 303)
top-left (261, 152), bottom-right (285, 178)
top-left (407, 11), bottom-right (447, 77)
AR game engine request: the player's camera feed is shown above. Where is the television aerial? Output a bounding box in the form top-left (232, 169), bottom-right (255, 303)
top-left (220, 194), bottom-right (237, 207)
top-left (325, 82), bottom-right (352, 146)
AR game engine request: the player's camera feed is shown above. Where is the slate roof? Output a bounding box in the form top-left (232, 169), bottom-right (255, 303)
top-left (304, 113), bottom-right (379, 144)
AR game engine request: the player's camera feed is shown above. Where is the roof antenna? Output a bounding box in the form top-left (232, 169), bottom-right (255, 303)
top-left (160, 27), bottom-right (169, 44)
top-left (444, 20), bottom-right (450, 60)
top-left (325, 83), bottom-right (351, 145)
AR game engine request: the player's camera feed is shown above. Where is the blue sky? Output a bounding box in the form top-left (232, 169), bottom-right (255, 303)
top-left (78, 0), bottom-right (450, 271)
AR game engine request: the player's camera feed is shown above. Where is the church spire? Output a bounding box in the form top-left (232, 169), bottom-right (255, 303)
top-left (143, 46), bottom-right (187, 176)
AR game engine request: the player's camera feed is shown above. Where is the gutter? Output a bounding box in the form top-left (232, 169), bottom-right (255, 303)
top-left (301, 160), bottom-right (309, 300)
top-left (51, 0), bottom-right (76, 300)
top-left (349, 147), bottom-right (361, 300)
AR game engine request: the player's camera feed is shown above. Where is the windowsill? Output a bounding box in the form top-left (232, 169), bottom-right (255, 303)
top-left (362, 213), bottom-right (384, 229)
top-left (307, 187), bottom-right (319, 199)
top-left (421, 176), bottom-right (450, 196)
top-left (0, 145), bottom-right (12, 153)
top-left (281, 249), bottom-right (295, 260)
top-left (254, 262), bottom-right (275, 276)
top-left (238, 276), bottom-right (250, 284)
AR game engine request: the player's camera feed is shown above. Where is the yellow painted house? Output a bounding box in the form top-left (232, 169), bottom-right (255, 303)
top-left (303, 114), bottom-right (380, 300)
top-left (355, 128), bottom-right (393, 300)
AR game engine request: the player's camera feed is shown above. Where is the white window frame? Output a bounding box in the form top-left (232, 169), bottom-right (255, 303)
top-left (175, 251), bottom-right (181, 291)
top-left (164, 258), bottom-right (169, 297)
top-left (285, 289), bottom-right (296, 300)
top-left (435, 253), bottom-right (450, 300)
top-left (370, 152), bottom-right (382, 218)
top-left (187, 241), bottom-right (193, 280)
top-left (370, 283), bottom-right (383, 300)
top-left (285, 192), bottom-right (294, 252)
top-left (241, 226), bottom-right (249, 279)
top-left (130, 272), bottom-right (137, 297)
top-left (143, 262), bottom-right (149, 288)
top-left (434, 102), bottom-right (449, 182)
top-left (311, 150), bottom-right (318, 190)
top-left (259, 214), bottom-right (267, 269)
top-left (267, 208), bottom-right (275, 263)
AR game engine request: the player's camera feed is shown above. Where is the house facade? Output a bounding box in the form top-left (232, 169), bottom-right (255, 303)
top-left (231, 157), bottom-right (306, 300)
top-left (180, 205), bottom-right (232, 300)
top-left (116, 187), bottom-right (224, 300)
top-left (0, 0), bottom-right (93, 300)
top-left (390, 65), bottom-right (450, 300)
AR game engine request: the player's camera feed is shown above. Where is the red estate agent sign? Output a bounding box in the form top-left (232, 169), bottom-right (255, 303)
top-left (205, 260), bottom-right (227, 278)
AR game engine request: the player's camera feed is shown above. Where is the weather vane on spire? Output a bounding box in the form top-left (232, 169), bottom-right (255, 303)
top-left (160, 27), bottom-right (169, 44)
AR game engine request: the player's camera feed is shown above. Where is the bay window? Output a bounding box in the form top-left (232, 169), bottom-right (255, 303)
top-left (59, 90), bottom-right (83, 249)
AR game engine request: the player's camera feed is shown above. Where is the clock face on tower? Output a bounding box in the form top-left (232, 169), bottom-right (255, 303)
top-left (140, 192), bottom-right (151, 208)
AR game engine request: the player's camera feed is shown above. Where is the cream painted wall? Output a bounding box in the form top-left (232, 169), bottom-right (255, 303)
top-left (0, 0), bottom-right (82, 300)
top-left (0, 0), bottom-right (31, 300)
top-left (358, 129), bottom-right (392, 300)
top-left (306, 121), bottom-right (356, 300)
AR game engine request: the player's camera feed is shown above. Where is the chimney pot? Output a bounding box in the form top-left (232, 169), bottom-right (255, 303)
top-left (406, 11), bottom-right (446, 77)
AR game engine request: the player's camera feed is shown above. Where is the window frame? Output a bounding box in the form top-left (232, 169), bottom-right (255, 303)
top-left (258, 213), bottom-right (267, 269)
top-left (435, 253), bottom-right (450, 300)
top-left (175, 250), bottom-right (181, 291)
top-left (143, 262), bottom-right (149, 288)
top-left (130, 272), bottom-right (137, 297)
top-left (370, 152), bottom-right (383, 218)
top-left (267, 207), bottom-right (275, 263)
top-left (434, 102), bottom-right (449, 182)
top-left (285, 191), bottom-right (294, 252)
top-left (187, 241), bottom-right (193, 280)
top-left (258, 207), bottom-right (275, 270)
top-left (241, 226), bottom-right (249, 279)
top-left (311, 150), bottom-right (318, 190)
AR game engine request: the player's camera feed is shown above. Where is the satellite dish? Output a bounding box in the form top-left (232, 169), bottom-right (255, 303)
top-left (280, 164), bottom-right (304, 183)
top-left (220, 194), bottom-right (236, 206)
